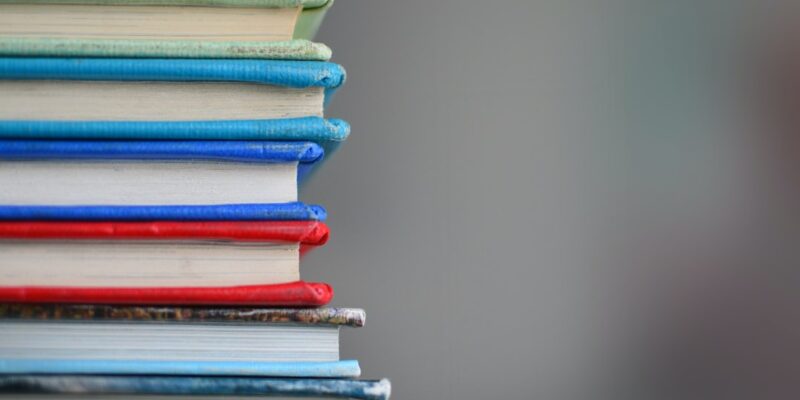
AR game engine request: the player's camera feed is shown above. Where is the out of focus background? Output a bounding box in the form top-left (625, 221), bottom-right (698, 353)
top-left (304, 1), bottom-right (799, 399)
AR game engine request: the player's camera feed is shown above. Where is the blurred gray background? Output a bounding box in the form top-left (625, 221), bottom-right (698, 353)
top-left (304, 1), bottom-right (799, 399)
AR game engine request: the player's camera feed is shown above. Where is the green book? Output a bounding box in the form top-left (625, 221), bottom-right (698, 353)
top-left (0, 0), bottom-right (335, 60)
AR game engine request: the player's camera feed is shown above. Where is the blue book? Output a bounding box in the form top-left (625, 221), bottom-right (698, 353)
top-left (0, 375), bottom-right (391, 400)
top-left (0, 140), bottom-right (322, 206)
top-left (0, 58), bottom-right (349, 156)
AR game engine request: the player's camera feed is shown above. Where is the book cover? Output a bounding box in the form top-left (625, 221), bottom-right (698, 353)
top-left (0, 360), bottom-right (360, 378)
top-left (0, 0), bottom-right (333, 41)
top-left (0, 202), bottom-right (327, 221)
top-left (0, 38), bottom-right (331, 60)
top-left (0, 0), bottom-right (330, 7)
top-left (0, 140), bottom-right (324, 182)
top-left (0, 220), bottom-right (329, 256)
top-left (294, 0), bottom-right (334, 40)
top-left (0, 220), bottom-right (328, 243)
top-left (0, 281), bottom-right (334, 306)
top-left (0, 304), bottom-right (365, 327)
top-left (0, 117), bottom-right (350, 156)
top-left (0, 58), bottom-right (346, 100)
top-left (0, 375), bottom-right (390, 400)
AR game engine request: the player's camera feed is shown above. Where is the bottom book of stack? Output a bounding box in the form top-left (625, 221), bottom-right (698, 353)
top-left (0, 304), bottom-right (390, 400)
top-left (0, 376), bottom-right (390, 400)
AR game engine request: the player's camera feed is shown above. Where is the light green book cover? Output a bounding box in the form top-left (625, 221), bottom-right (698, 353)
top-left (295, 0), bottom-right (333, 40)
top-left (0, 0), bottom-right (333, 59)
top-left (0, 0), bottom-right (328, 8)
top-left (0, 38), bottom-right (331, 60)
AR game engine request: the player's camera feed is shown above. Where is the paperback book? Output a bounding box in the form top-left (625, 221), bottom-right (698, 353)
top-left (0, 375), bottom-right (390, 400)
top-left (0, 305), bottom-right (363, 378)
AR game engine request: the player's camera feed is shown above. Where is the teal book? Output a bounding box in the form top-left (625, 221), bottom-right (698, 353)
top-left (0, 0), bottom-right (335, 59)
top-left (0, 57), bottom-right (349, 156)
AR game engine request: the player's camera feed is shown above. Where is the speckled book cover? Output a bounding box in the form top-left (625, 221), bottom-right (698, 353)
top-left (0, 304), bottom-right (365, 327)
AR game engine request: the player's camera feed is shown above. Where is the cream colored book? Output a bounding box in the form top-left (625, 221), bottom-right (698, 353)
top-left (0, 0), bottom-right (335, 59)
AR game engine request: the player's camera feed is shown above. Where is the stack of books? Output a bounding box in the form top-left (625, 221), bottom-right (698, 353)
top-left (0, 1), bottom-right (390, 399)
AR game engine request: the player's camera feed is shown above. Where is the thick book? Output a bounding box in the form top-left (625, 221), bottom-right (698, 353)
top-left (0, 376), bottom-right (391, 400)
top-left (0, 58), bottom-right (346, 122)
top-left (0, 221), bottom-right (332, 304)
top-left (0, 0), bottom-right (335, 59)
top-left (0, 306), bottom-right (364, 378)
top-left (0, 140), bottom-right (323, 205)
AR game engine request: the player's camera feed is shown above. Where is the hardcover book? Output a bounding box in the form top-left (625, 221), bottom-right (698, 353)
top-left (0, 306), bottom-right (364, 378)
top-left (0, 375), bottom-right (390, 400)
top-left (0, 221), bottom-right (332, 304)
top-left (0, 0), bottom-right (335, 59)
top-left (0, 58), bottom-right (346, 120)
top-left (0, 140), bottom-right (323, 205)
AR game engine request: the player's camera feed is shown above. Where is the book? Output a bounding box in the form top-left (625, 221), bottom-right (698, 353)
top-left (0, 375), bottom-right (390, 400)
top-left (0, 0), bottom-right (335, 60)
top-left (0, 305), bottom-right (363, 378)
top-left (0, 221), bottom-right (330, 300)
top-left (0, 140), bottom-right (322, 205)
top-left (0, 58), bottom-right (345, 121)
top-left (0, 202), bottom-right (328, 221)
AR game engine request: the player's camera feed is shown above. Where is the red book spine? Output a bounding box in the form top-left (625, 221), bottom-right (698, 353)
top-left (0, 281), bottom-right (333, 307)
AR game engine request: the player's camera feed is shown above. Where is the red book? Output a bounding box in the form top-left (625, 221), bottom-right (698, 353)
top-left (0, 221), bottom-right (333, 306)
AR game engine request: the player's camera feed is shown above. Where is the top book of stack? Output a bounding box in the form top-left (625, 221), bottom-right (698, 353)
top-left (0, 0), bottom-right (335, 60)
